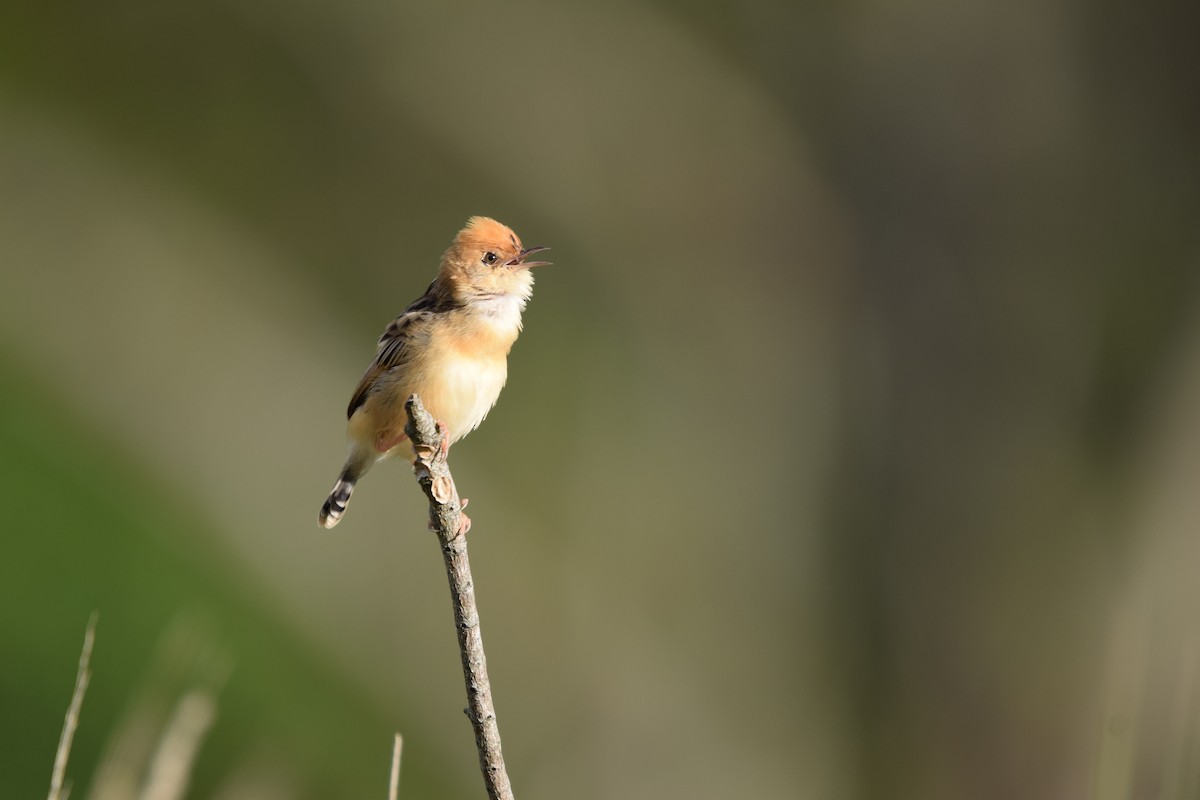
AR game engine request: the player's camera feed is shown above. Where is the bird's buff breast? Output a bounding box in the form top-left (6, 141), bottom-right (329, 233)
top-left (351, 331), bottom-right (511, 461)
top-left (416, 349), bottom-right (509, 442)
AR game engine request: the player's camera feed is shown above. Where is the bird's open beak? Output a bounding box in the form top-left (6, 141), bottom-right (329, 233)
top-left (509, 245), bottom-right (552, 269)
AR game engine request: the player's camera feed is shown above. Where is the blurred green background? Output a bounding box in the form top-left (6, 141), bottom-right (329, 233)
top-left (2, 0), bottom-right (1198, 798)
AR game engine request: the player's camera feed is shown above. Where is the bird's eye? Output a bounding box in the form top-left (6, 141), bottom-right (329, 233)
top-left (483, 252), bottom-right (499, 265)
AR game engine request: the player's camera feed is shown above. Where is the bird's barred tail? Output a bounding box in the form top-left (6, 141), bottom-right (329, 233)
top-left (319, 475), bottom-right (357, 529)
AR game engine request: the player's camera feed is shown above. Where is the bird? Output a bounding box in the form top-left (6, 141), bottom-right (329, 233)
top-left (318, 216), bottom-right (550, 529)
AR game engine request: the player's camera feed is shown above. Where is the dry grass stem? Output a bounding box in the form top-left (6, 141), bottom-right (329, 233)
top-left (137, 691), bottom-right (218, 800)
top-left (87, 617), bottom-right (228, 800)
top-left (49, 613), bottom-right (98, 800)
top-left (388, 733), bottom-right (403, 800)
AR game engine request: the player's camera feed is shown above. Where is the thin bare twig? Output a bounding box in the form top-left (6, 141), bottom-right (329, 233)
top-left (388, 733), bottom-right (403, 800)
top-left (49, 612), bottom-right (98, 800)
top-left (404, 394), bottom-right (515, 800)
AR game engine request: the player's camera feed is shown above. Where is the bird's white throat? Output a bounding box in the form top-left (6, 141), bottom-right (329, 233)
top-left (468, 283), bottom-right (531, 335)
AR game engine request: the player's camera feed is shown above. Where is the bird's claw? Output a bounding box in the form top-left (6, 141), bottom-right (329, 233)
top-left (434, 419), bottom-right (451, 458)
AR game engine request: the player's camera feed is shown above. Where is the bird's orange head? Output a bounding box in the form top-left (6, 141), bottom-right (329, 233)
top-left (439, 216), bottom-right (550, 300)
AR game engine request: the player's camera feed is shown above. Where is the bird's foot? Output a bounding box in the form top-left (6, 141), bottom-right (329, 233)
top-left (375, 431), bottom-right (408, 454)
top-left (434, 419), bottom-right (451, 458)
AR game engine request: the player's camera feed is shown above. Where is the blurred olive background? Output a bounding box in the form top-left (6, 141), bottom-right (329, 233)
top-left (2, 0), bottom-right (1199, 798)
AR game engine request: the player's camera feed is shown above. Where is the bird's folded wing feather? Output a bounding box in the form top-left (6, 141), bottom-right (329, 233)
top-left (346, 282), bottom-right (449, 418)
